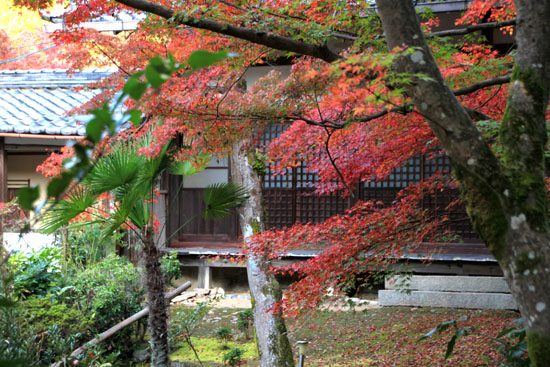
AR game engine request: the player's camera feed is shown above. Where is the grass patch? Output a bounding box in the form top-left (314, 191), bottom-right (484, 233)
top-left (170, 336), bottom-right (257, 364)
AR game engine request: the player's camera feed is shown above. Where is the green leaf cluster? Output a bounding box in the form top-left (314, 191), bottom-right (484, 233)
top-left (203, 182), bottom-right (249, 220)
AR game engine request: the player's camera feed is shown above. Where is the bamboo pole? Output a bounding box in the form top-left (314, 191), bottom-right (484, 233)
top-left (52, 281), bottom-right (192, 367)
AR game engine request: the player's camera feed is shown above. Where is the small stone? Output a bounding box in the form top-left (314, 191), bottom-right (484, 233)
top-left (132, 347), bottom-right (151, 363)
top-left (195, 288), bottom-right (210, 296)
top-left (172, 292), bottom-right (197, 303)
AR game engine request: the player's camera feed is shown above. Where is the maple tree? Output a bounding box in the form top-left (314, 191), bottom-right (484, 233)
top-left (13, 0), bottom-right (550, 364)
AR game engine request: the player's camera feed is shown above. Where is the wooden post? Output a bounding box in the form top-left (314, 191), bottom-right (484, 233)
top-left (0, 138), bottom-right (7, 203)
top-left (198, 259), bottom-right (211, 289)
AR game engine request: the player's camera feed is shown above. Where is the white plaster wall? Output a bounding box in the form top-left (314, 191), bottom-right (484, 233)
top-left (243, 65), bottom-right (292, 88)
top-left (7, 153), bottom-right (50, 199)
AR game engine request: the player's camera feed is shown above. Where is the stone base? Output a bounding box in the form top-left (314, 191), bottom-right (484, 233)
top-left (379, 290), bottom-right (517, 310)
top-left (386, 275), bottom-right (510, 293)
top-left (379, 275), bottom-right (517, 310)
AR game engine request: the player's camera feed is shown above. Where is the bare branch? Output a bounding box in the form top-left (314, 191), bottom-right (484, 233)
top-left (428, 19), bottom-right (516, 38)
top-left (323, 127), bottom-right (355, 197)
top-left (286, 115), bottom-right (345, 129)
top-left (453, 75), bottom-right (511, 96)
top-left (115, 0), bottom-right (341, 62)
top-left (464, 107), bottom-right (492, 122)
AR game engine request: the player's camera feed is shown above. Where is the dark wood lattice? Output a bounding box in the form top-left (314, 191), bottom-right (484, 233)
top-left (260, 125), bottom-right (479, 242)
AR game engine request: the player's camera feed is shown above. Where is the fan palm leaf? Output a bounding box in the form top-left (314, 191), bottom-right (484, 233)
top-left (84, 141), bottom-right (145, 196)
top-left (202, 182), bottom-right (249, 220)
top-left (40, 186), bottom-right (99, 234)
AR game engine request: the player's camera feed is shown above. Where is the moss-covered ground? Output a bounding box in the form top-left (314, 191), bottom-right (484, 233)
top-left (169, 305), bottom-right (519, 366)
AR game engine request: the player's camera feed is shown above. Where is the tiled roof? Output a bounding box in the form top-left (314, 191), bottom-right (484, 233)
top-left (0, 69), bottom-right (112, 136)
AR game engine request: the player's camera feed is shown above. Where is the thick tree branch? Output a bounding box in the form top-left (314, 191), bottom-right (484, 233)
top-left (453, 75), bottom-right (511, 96)
top-left (428, 19), bottom-right (516, 37)
top-left (115, 0), bottom-right (341, 62)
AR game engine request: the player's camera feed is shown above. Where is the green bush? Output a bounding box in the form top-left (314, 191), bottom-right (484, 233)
top-left (160, 250), bottom-right (181, 286)
top-left (0, 266), bottom-right (37, 366)
top-left (10, 246), bottom-right (63, 299)
top-left (222, 348), bottom-right (245, 366)
top-left (17, 296), bottom-right (92, 337)
top-left (15, 296), bottom-right (93, 366)
top-left (236, 309), bottom-right (253, 339)
top-left (62, 223), bottom-right (122, 267)
top-left (215, 326), bottom-right (233, 348)
top-left (70, 254), bottom-right (146, 358)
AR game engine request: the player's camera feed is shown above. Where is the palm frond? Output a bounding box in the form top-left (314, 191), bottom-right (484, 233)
top-left (40, 187), bottom-right (99, 234)
top-left (127, 198), bottom-right (151, 230)
top-left (168, 160), bottom-right (197, 176)
top-left (168, 153), bottom-right (211, 176)
top-left (140, 144), bottom-right (172, 183)
top-left (84, 141), bottom-right (144, 195)
top-left (100, 191), bottom-right (142, 239)
top-left (202, 182), bottom-right (249, 220)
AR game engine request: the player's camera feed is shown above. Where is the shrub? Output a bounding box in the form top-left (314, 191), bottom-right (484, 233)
top-left (0, 199), bottom-right (28, 232)
top-left (160, 250), bottom-right (181, 286)
top-left (15, 296), bottom-right (93, 366)
top-left (70, 254), bottom-right (146, 357)
top-left (168, 301), bottom-right (211, 349)
top-left (169, 302), bottom-right (212, 365)
top-left (61, 222), bottom-right (122, 267)
top-left (0, 254), bottom-right (37, 366)
top-left (222, 348), bottom-right (245, 366)
top-left (17, 296), bottom-right (92, 335)
top-left (10, 246), bottom-right (63, 299)
top-left (215, 326), bottom-right (233, 348)
top-left (236, 309), bottom-right (253, 339)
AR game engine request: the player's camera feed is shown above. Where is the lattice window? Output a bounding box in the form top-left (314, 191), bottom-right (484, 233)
top-left (258, 125), bottom-right (477, 242)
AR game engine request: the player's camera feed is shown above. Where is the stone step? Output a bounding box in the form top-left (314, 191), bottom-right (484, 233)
top-left (378, 290), bottom-right (517, 310)
top-left (386, 275), bottom-right (510, 293)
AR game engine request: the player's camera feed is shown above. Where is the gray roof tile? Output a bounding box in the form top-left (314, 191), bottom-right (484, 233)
top-left (0, 69), bottom-right (113, 136)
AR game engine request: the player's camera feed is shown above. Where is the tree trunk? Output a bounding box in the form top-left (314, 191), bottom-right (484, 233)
top-left (230, 139), bottom-right (295, 367)
top-left (376, 0), bottom-right (550, 364)
top-left (143, 225), bottom-right (170, 367)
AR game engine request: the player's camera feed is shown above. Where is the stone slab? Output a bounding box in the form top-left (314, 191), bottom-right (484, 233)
top-left (386, 275), bottom-right (510, 293)
top-left (378, 290), bottom-right (517, 310)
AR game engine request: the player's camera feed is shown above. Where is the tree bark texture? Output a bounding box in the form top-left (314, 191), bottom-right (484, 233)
top-left (376, 0), bottom-right (550, 364)
top-left (230, 139), bottom-right (295, 367)
top-left (143, 225), bottom-right (170, 367)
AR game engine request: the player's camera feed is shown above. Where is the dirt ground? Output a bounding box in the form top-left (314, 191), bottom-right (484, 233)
top-left (170, 286), bottom-right (380, 310)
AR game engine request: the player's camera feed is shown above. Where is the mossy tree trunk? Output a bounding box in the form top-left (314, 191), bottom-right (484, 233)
top-left (230, 139), bottom-right (295, 367)
top-left (376, 1), bottom-right (550, 364)
top-left (143, 224), bottom-right (170, 367)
